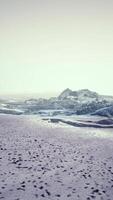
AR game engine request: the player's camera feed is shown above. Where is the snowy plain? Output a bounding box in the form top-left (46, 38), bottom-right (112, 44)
top-left (0, 114), bottom-right (113, 200)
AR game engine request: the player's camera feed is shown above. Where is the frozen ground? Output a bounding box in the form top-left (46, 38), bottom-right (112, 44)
top-left (0, 115), bottom-right (113, 200)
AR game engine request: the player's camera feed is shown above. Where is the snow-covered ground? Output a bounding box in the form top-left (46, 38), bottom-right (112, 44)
top-left (0, 115), bottom-right (113, 200)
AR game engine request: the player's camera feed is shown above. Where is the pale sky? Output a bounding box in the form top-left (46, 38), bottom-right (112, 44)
top-left (0, 0), bottom-right (113, 97)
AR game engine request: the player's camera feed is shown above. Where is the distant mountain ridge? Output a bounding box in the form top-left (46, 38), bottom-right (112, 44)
top-left (58, 88), bottom-right (113, 100)
top-left (58, 88), bottom-right (98, 100)
top-left (0, 89), bottom-right (113, 117)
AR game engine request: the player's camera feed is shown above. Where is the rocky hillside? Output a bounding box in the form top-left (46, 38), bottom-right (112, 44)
top-left (0, 89), bottom-right (113, 116)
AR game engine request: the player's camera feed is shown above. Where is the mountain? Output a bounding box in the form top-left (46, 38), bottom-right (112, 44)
top-left (58, 88), bottom-right (99, 102)
top-left (58, 88), bottom-right (73, 100)
top-left (0, 89), bottom-right (113, 116)
top-left (92, 106), bottom-right (113, 117)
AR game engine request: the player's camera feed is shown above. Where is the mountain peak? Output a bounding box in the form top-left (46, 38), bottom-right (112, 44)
top-left (58, 88), bottom-right (72, 99)
top-left (77, 89), bottom-right (98, 97)
top-left (62, 88), bottom-right (72, 93)
top-left (58, 88), bottom-right (99, 100)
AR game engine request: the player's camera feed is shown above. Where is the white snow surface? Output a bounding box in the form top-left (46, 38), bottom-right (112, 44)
top-left (0, 115), bottom-right (113, 200)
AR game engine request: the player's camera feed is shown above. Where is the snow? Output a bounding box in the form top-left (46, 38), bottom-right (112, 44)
top-left (0, 115), bottom-right (113, 200)
top-left (0, 107), bottom-right (22, 112)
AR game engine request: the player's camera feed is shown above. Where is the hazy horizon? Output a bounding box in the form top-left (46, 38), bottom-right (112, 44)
top-left (0, 0), bottom-right (113, 96)
top-left (1, 88), bottom-right (113, 100)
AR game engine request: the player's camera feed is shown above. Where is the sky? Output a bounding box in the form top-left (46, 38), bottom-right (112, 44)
top-left (0, 0), bottom-right (113, 97)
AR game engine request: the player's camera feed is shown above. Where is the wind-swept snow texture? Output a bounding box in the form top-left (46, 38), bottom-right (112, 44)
top-left (0, 115), bottom-right (113, 200)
